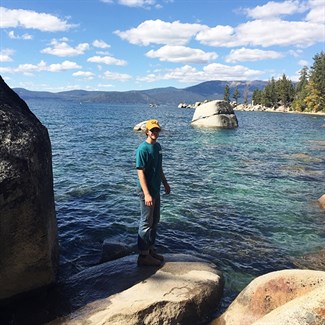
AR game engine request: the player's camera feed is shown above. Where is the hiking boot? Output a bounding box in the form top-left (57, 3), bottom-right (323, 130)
top-left (149, 249), bottom-right (164, 262)
top-left (137, 254), bottom-right (162, 267)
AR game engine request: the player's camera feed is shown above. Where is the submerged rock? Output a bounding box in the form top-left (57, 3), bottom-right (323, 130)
top-left (211, 269), bottom-right (325, 325)
top-left (292, 248), bottom-right (325, 271)
top-left (318, 194), bottom-right (325, 209)
top-left (100, 240), bottom-right (136, 263)
top-left (0, 77), bottom-right (58, 300)
top-left (191, 100), bottom-right (238, 128)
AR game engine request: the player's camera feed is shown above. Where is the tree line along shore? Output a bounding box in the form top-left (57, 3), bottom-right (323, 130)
top-left (223, 51), bottom-right (325, 114)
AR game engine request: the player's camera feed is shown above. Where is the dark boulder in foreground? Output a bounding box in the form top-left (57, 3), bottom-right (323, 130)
top-left (0, 76), bottom-right (58, 300)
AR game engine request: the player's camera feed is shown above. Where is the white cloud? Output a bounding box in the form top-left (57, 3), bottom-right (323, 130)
top-left (114, 4), bottom-right (324, 49)
top-left (3, 60), bottom-right (81, 74)
top-left (137, 72), bottom-right (160, 83)
top-left (115, 19), bottom-right (206, 46)
top-left (0, 49), bottom-right (14, 62)
top-left (47, 61), bottom-right (81, 72)
top-left (138, 63), bottom-right (263, 84)
top-left (226, 48), bottom-right (283, 63)
top-left (196, 25), bottom-right (236, 47)
top-left (115, 13), bottom-right (323, 51)
top-left (0, 67), bottom-right (12, 73)
top-left (298, 59), bottom-right (309, 66)
top-left (15, 61), bottom-right (47, 73)
top-left (103, 70), bottom-right (132, 81)
top-left (288, 49), bottom-right (303, 57)
top-left (305, 0), bottom-right (325, 23)
top-left (195, 1), bottom-right (324, 48)
top-left (146, 45), bottom-right (217, 63)
top-left (93, 40), bottom-right (110, 49)
top-left (42, 39), bottom-right (89, 57)
top-left (118, 0), bottom-right (156, 7)
top-left (0, 7), bottom-right (75, 32)
top-left (95, 51), bottom-right (111, 56)
top-left (97, 83), bottom-right (114, 88)
top-left (100, 0), bottom-right (158, 8)
top-left (73, 71), bottom-right (95, 79)
top-left (236, 19), bottom-right (324, 47)
top-left (244, 0), bottom-right (307, 19)
top-left (197, 19), bottom-right (324, 48)
top-left (204, 63), bottom-right (263, 80)
top-left (8, 31), bottom-right (33, 40)
top-left (87, 55), bottom-right (127, 66)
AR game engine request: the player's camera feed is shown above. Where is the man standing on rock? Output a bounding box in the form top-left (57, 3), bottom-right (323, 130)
top-left (136, 119), bottom-right (170, 266)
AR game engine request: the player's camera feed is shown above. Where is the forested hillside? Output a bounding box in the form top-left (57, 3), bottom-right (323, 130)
top-left (251, 52), bottom-right (325, 113)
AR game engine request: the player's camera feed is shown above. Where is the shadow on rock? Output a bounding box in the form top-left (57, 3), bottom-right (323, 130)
top-left (1, 254), bottom-right (223, 325)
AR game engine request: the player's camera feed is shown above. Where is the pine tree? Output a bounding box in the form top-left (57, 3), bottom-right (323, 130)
top-left (276, 74), bottom-right (294, 108)
top-left (296, 66), bottom-right (308, 93)
top-left (252, 89), bottom-right (262, 105)
top-left (243, 85), bottom-right (249, 105)
top-left (233, 87), bottom-right (240, 105)
top-left (292, 66), bottom-right (309, 112)
top-left (304, 80), bottom-right (323, 112)
top-left (306, 52), bottom-right (325, 112)
top-left (263, 77), bottom-right (277, 107)
top-left (224, 84), bottom-right (230, 103)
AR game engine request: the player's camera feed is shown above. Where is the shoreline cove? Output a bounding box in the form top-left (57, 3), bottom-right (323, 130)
top-left (2, 97), bottom-right (324, 324)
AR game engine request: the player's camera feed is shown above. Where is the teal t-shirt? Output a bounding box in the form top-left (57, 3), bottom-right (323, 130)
top-left (136, 141), bottom-right (162, 198)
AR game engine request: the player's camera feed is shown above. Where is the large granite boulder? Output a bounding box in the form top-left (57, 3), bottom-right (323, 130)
top-left (0, 77), bottom-right (58, 300)
top-left (191, 100), bottom-right (238, 128)
top-left (212, 269), bottom-right (325, 325)
top-left (50, 254), bottom-right (224, 325)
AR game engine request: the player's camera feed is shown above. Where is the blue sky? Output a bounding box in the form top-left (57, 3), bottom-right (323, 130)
top-left (1, 0), bottom-right (324, 92)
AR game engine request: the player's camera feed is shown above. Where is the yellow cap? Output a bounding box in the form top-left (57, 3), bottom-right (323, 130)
top-left (146, 119), bottom-right (161, 130)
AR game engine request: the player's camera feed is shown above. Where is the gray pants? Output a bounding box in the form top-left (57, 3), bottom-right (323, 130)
top-left (137, 191), bottom-right (160, 255)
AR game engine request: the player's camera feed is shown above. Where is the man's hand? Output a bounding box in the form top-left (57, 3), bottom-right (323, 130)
top-left (144, 193), bottom-right (153, 206)
top-left (163, 181), bottom-right (171, 195)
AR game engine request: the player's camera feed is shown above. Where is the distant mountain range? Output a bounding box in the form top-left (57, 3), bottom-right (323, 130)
top-left (14, 80), bottom-right (267, 105)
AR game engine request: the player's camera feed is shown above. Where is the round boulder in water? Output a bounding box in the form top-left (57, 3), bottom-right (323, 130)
top-left (191, 100), bottom-right (238, 128)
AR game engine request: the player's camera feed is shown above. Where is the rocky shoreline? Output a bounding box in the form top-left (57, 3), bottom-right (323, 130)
top-left (178, 100), bottom-right (325, 116)
top-left (234, 103), bottom-right (325, 116)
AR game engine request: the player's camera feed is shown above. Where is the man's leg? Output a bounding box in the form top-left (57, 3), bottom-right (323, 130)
top-left (148, 195), bottom-right (164, 261)
top-left (137, 193), bottom-right (161, 266)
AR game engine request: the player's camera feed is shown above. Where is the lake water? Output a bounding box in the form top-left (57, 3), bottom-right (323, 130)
top-left (28, 99), bottom-right (325, 314)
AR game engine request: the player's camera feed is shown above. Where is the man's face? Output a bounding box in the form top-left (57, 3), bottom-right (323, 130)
top-left (147, 128), bottom-right (160, 141)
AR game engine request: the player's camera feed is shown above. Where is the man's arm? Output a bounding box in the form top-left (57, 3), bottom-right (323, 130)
top-left (137, 168), bottom-right (153, 206)
top-left (161, 170), bottom-right (171, 194)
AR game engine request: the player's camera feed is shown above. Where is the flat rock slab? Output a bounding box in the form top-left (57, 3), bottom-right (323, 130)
top-left (49, 254), bottom-right (224, 325)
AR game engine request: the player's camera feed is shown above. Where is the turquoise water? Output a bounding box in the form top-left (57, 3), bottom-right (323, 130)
top-left (28, 99), bottom-right (325, 310)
